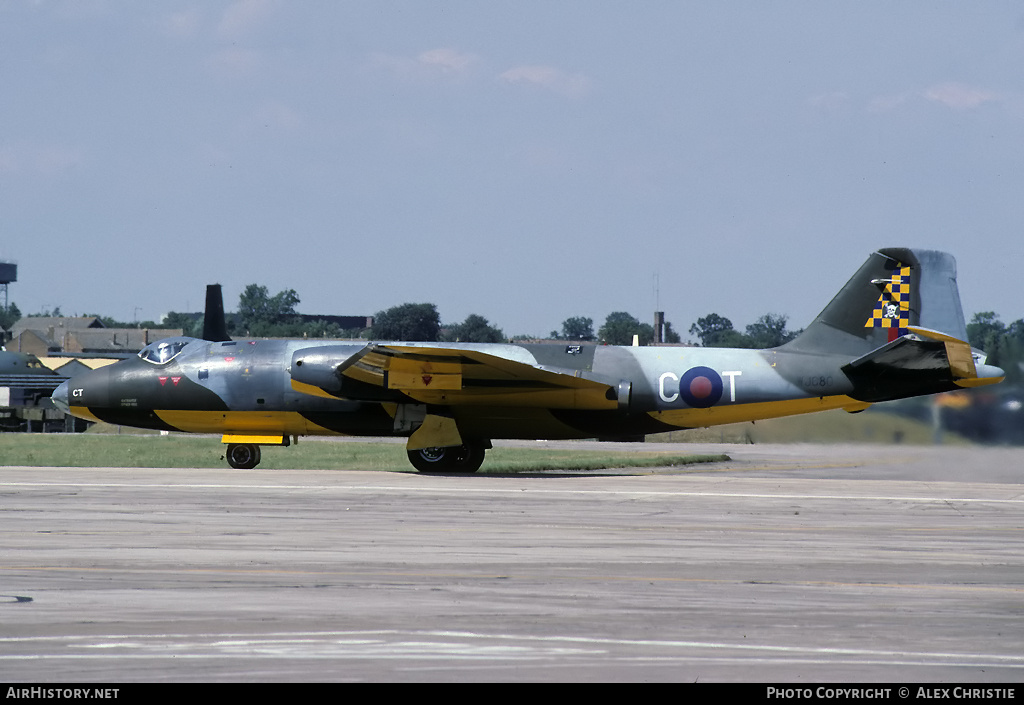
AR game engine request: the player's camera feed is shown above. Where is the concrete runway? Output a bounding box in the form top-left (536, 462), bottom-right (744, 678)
top-left (1, 441), bottom-right (1023, 683)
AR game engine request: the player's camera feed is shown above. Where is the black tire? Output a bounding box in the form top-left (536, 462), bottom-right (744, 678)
top-left (407, 443), bottom-right (485, 473)
top-left (226, 443), bottom-right (261, 469)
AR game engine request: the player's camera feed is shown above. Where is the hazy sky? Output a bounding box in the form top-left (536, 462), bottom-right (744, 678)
top-left (3, 1), bottom-right (1023, 340)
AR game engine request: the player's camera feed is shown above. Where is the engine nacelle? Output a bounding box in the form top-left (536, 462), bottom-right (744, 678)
top-left (290, 345), bottom-right (365, 393)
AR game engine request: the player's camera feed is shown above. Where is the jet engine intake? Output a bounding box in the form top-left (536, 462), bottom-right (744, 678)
top-left (290, 345), bottom-right (366, 393)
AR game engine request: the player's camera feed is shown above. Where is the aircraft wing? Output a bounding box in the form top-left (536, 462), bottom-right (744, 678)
top-left (292, 343), bottom-right (626, 411)
top-left (842, 326), bottom-right (998, 402)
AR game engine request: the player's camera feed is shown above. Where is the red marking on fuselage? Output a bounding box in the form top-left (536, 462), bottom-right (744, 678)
top-left (689, 376), bottom-right (713, 399)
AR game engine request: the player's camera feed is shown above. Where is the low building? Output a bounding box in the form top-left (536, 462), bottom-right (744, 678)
top-left (8, 317), bottom-right (105, 356)
top-left (61, 328), bottom-right (183, 355)
top-left (7, 317), bottom-right (181, 356)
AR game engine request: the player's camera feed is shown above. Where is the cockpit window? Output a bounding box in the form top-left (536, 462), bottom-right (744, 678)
top-left (139, 339), bottom-right (190, 364)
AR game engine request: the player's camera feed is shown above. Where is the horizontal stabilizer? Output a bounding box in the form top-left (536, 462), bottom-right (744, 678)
top-left (842, 328), bottom-right (1003, 403)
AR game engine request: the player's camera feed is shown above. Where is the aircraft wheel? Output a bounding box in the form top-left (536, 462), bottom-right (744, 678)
top-left (407, 444), bottom-right (485, 473)
top-left (226, 443), bottom-right (261, 469)
top-left (448, 443), bottom-right (486, 473)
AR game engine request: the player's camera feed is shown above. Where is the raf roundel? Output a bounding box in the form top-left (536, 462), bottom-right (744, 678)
top-left (679, 366), bottom-right (724, 408)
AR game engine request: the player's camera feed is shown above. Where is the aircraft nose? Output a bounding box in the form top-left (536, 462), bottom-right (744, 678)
top-left (51, 379), bottom-right (70, 413)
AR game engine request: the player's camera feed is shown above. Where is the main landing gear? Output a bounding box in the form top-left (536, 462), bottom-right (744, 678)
top-left (223, 440), bottom-right (488, 473)
top-left (406, 443), bottom-right (487, 473)
top-left (226, 443), bottom-right (261, 469)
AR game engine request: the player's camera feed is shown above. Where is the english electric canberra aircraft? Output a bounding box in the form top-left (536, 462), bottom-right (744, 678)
top-left (52, 248), bottom-right (1003, 472)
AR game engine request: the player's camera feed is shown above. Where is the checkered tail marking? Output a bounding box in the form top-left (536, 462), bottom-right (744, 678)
top-left (865, 265), bottom-right (911, 342)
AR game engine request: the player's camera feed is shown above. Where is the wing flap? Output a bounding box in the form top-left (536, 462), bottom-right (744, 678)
top-left (339, 344), bottom-right (621, 410)
top-left (385, 356), bottom-right (463, 391)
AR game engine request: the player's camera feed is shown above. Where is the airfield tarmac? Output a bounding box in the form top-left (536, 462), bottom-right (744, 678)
top-left (1, 441), bottom-right (1022, 683)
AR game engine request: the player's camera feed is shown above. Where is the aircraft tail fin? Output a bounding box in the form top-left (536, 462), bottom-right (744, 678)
top-left (783, 248), bottom-right (968, 357)
top-left (783, 248), bottom-right (1004, 399)
top-left (202, 284), bottom-right (231, 342)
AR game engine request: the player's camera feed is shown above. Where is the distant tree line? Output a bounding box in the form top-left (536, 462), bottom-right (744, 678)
top-left (966, 312), bottom-right (1024, 385)
top-left (7, 286), bottom-right (1023, 388)
top-left (0, 286), bottom-right (796, 350)
top-left (688, 312), bottom-right (799, 349)
top-left (162, 285), bottom-right (356, 339)
top-left (0, 303), bottom-right (21, 332)
top-left (544, 312), bottom-right (682, 346)
top-left (368, 303), bottom-right (505, 343)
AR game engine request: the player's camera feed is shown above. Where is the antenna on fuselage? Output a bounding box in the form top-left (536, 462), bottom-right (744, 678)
top-left (202, 284), bottom-right (231, 342)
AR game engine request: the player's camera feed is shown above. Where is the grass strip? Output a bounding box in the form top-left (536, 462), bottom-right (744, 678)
top-left (0, 434), bottom-right (728, 473)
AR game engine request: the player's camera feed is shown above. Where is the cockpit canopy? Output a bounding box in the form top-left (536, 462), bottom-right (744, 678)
top-left (138, 337), bottom-right (195, 365)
